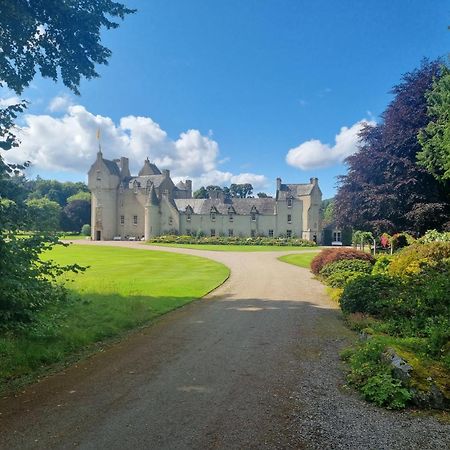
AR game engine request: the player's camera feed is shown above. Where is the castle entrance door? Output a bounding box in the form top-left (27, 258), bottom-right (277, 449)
top-left (96, 230), bottom-right (101, 241)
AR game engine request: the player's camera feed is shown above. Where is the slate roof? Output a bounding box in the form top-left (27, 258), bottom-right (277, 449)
top-left (138, 159), bottom-right (162, 176)
top-left (102, 158), bottom-right (121, 176)
top-left (277, 183), bottom-right (313, 199)
top-left (174, 198), bottom-right (277, 215)
top-left (126, 175), bottom-right (166, 189)
top-left (176, 181), bottom-right (187, 190)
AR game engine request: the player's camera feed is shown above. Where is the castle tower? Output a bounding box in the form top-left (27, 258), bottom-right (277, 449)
top-left (87, 151), bottom-right (121, 240)
top-left (144, 184), bottom-right (160, 240)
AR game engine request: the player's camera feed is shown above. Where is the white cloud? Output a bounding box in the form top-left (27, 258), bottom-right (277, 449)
top-left (48, 94), bottom-right (73, 112)
top-left (285, 119), bottom-right (375, 170)
top-left (0, 96), bottom-right (21, 107)
top-left (2, 102), bottom-right (267, 190)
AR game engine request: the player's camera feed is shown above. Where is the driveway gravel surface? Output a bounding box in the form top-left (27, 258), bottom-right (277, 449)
top-left (0, 241), bottom-right (448, 449)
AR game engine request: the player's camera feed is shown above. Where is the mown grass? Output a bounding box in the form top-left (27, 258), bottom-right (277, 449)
top-left (0, 245), bottom-right (229, 392)
top-left (278, 252), bottom-right (320, 268)
top-left (150, 243), bottom-right (319, 252)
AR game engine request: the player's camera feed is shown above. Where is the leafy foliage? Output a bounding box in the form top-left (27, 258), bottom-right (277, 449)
top-left (25, 198), bottom-right (61, 231)
top-left (310, 248), bottom-right (375, 275)
top-left (417, 66), bottom-right (450, 182)
top-left (335, 60), bottom-right (450, 234)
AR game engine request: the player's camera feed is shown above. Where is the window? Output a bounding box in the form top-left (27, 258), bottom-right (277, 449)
top-left (251, 229), bottom-right (256, 237)
top-left (186, 213), bottom-right (191, 222)
top-left (287, 198), bottom-right (293, 207)
top-left (229, 213), bottom-right (234, 222)
top-left (120, 215), bottom-right (124, 225)
top-left (133, 215), bottom-right (138, 225)
top-left (96, 170), bottom-right (101, 181)
top-left (286, 230), bottom-right (292, 238)
top-left (211, 212), bottom-right (216, 221)
top-left (287, 214), bottom-right (292, 224)
top-left (251, 212), bottom-right (256, 221)
top-left (269, 229), bottom-right (274, 237)
top-left (169, 217), bottom-right (173, 226)
top-left (333, 231), bottom-right (342, 242)
top-left (210, 229), bottom-right (216, 237)
top-left (228, 229), bottom-right (234, 237)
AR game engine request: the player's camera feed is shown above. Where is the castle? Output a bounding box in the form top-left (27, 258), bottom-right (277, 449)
top-left (88, 151), bottom-right (322, 242)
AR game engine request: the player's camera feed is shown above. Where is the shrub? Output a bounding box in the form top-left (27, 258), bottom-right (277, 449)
top-left (81, 224), bottom-right (91, 236)
top-left (326, 271), bottom-right (364, 288)
top-left (391, 232), bottom-right (415, 251)
top-left (342, 339), bottom-right (412, 409)
top-left (310, 248), bottom-right (375, 275)
top-left (320, 259), bottom-right (373, 278)
top-left (372, 255), bottom-right (392, 275)
top-left (339, 274), bottom-right (402, 316)
top-left (388, 242), bottom-right (450, 277)
top-left (419, 229), bottom-right (450, 243)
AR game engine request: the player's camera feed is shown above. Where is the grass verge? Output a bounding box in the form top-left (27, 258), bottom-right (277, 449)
top-left (0, 245), bottom-right (229, 393)
top-left (277, 251), bottom-right (320, 268)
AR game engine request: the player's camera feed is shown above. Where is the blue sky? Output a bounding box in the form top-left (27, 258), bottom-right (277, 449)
top-left (2, 0), bottom-right (449, 198)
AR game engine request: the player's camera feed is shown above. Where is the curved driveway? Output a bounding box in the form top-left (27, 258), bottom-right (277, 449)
top-left (0, 242), bottom-right (448, 449)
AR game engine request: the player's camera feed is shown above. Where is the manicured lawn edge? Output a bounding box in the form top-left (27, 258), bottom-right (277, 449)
top-left (0, 247), bottom-right (230, 396)
top-left (277, 252), bottom-right (320, 268)
top-left (149, 243), bottom-right (320, 252)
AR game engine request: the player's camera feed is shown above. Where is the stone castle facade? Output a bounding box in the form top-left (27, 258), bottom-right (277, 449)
top-left (88, 152), bottom-right (322, 242)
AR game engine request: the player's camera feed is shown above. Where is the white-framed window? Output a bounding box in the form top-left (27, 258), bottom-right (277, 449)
top-left (251, 229), bottom-right (256, 237)
top-left (269, 229), bottom-right (274, 237)
top-left (228, 229), bottom-right (234, 237)
top-left (287, 197), bottom-right (293, 207)
top-left (251, 212), bottom-right (256, 221)
top-left (133, 215), bottom-right (138, 225)
top-left (229, 213), bottom-right (233, 222)
top-left (211, 229), bottom-right (216, 237)
top-left (211, 212), bottom-right (216, 221)
top-left (333, 231), bottom-right (342, 242)
top-left (186, 213), bottom-right (191, 222)
top-left (287, 214), bottom-right (292, 224)
top-left (120, 215), bottom-right (125, 225)
top-left (286, 230), bottom-right (292, 238)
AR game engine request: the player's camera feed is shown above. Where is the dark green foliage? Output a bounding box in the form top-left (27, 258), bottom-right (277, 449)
top-left (372, 255), bottom-right (392, 275)
top-left (62, 199), bottom-right (91, 232)
top-left (25, 198), bottom-right (61, 231)
top-left (0, 235), bottom-right (85, 327)
top-left (417, 66), bottom-right (450, 182)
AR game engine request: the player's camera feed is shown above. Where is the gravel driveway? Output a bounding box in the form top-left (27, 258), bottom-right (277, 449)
top-left (0, 241), bottom-right (448, 449)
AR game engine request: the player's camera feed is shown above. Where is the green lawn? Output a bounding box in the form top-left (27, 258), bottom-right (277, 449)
top-left (149, 243), bottom-right (319, 252)
top-left (278, 252), bottom-right (319, 268)
top-left (0, 245), bottom-right (229, 391)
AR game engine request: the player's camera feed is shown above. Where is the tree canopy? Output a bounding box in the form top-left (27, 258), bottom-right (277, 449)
top-left (334, 60), bottom-right (450, 235)
top-left (417, 66), bottom-right (450, 183)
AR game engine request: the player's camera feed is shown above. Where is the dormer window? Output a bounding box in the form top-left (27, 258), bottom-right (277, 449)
top-left (250, 206), bottom-right (258, 221)
top-left (187, 213), bottom-right (191, 222)
top-left (211, 212), bottom-right (216, 222)
top-left (287, 197), bottom-right (293, 207)
top-left (133, 180), bottom-right (138, 194)
top-left (228, 206), bottom-right (235, 222)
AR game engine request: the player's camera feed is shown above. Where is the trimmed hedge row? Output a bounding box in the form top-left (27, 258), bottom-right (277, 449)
top-left (148, 235), bottom-right (316, 247)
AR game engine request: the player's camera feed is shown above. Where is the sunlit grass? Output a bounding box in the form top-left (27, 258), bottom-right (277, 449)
top-left (0, 245), bottom-right (229, 391)
top-left (278, 252), bottom-right (319, 268)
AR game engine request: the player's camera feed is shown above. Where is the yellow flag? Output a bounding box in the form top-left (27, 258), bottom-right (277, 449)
top-left (96, 128), bottom-right (100, 140)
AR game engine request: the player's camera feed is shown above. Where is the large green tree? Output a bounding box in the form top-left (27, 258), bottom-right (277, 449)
top-left (0, 0), bottom-right (134, 327)
top-left (417, 66), bottom-right (450, 183)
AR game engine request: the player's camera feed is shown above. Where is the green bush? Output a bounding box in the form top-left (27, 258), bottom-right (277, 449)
top-left (81, 224), bottom-right (91, 236)
top-left (339, 274), bottom-right (403, 316)
top-left (372, 255), bottom-right (393, 275)
top-left (326, 271), bottom-right (364, 288)
top-left (320, 259), bottom-right (373, 278)
top-left (419, 229), bottom-right (450, 243)
top-left (342, 339), bottom-right (412, 409)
